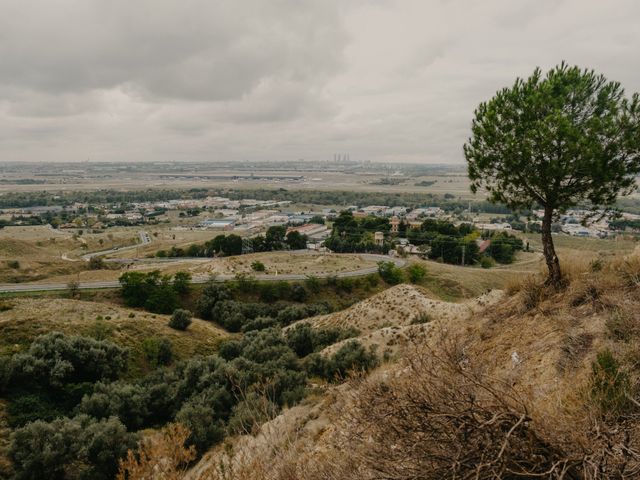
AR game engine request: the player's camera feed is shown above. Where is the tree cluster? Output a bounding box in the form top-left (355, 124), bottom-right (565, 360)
top-left (118, 270), bottom-right (191, 314)
top-left (324, 211), bottom-right (392, 254)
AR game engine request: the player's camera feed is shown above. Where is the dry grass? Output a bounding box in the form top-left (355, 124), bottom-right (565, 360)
top-left (117, 423), bottom-right (197, 480)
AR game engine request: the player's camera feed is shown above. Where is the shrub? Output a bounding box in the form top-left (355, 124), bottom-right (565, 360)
top-left (335, 277), bottom-right (355, 293)
top-left (175, 393), bottom-right (226, 453)
top-left (145, 284), bottom-right (179, 314)
top-left (242, 316), bottom-right (278, 333)
top-left (410, 312), bottom-right (431, 324)
top-left (274, 281), bottom-right (291, 300)
top-left (310, 339), bottom-right (592, 479)
top-left (304, 275), bottom-right (321, 293)
top-left (326, 341), bottom-right (378, 380)
top-left (290, 284), bottom-right (308, 302)
top-left (251, 260), bottom-right (266, 272)
top-left (480, 256), bottom-right (495, 269)
top-left (195, 282), bottom-right (232, 320)
top-left (169, 309), bottom-right (192, 331)
top-left (88, 320), bottom-right (114, 340)
top-left (591, 350), bottom-right (634, 419)
top-left (365, 273), bottom-right (379, 287)
top-left (9, 415), bottom-right (137, 480)
top-left (234, 273), bottom-right (258, 293)
top-left (377, 261), bottom-right (404, 285)
top-left (7, 332), bottom-right (128, 388)
top-left (116, 423), bottom-right (196, 480)
top-left (306, 341), bottom-right (379, 382)
top-left (142, 338), bottom-right (173, 367)
top-left (407, 263), bottom-right (427, 283)
top-left (172, 271), bottom-right (192, 295)
top-left (88, 256), bottom-right (105, 270)
top-left (67, 280), bottom-right (80, 298)
top-left (286, 324), bottom-right (359, 358)
top-left (7, 260), bottom-right (20, 269)
top-left (78, 382), bottom-right (150, 430)
top-left (258, 283), bottom-right (277, 303)
top-left (227, 392), bottom-right (279, 435)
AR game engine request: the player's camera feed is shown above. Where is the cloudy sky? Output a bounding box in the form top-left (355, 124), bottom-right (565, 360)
top-left (1, 0), bottom-right (639, 164)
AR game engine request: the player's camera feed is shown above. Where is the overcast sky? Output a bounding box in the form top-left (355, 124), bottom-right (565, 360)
top-left (1, 0), bottom-right (639, 164)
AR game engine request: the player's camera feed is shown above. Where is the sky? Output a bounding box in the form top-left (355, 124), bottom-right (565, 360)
top-left (1, 0), bottom-right (639, 164)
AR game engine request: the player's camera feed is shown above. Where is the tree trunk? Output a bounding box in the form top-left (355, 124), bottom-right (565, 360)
top-left (541, 206), bottom-right (562, 285)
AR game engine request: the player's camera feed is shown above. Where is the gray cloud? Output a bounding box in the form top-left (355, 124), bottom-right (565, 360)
top-left (0, 0), bottom-right (639, 163)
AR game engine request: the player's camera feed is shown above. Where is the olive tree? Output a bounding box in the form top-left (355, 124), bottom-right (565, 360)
top-left (464, 63), bottom-right (640, 284)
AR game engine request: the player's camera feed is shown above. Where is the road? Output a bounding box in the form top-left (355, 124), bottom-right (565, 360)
top-left (0, 254), bottom-right (405, 293)
top-left (80, 231), bottom-right (151, 261)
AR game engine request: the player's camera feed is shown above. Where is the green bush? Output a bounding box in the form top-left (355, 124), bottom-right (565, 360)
top-left (175, 393), bottom-right (226, 453)
top-left (172, 271), bottom-right (192, 294)
top-left (480, 256), bottom-right (496, 269)
top-left (304, 275), bottom-right (321, 293)
top-left (169, 309), bottom-right (192, 331)
top-left (286, 324), bottom-right (359, 358)
top-left (227, 392), bottom-right (279, 435)
top-left (119, 270), bottom-right (181, 313)
top-left (87, 256), bottom-right (105, 270)
top-left (195, 282), bottom-right (232, 320)
top-left (78, 382), bottom-right (150, 430)
top-left (365, 273), bottom-right (379, 288)
top-left (325, 341), bottom-right (379, 380)
top-left (407, 263), bottom-right (427, 283)
top-left (251, 260), bottom-right (266, 272)
top-left (335, 277), bottom-right (355, 293)
top-left (258, 283), bottom-right (278, 303)
top-left (9, 415), bottom-right (137, 480)
top-left (591, 350), bottom-right (634, 418)
top-left (234, 273), bottom-right (258, 293)
top-left (142, 337), bottom-right (173, 367)
top-left (377, 261), bottom-right (404, 285)
top-left (290, 284), bottom-right (308, 302)
top-left (305, 341), bottom-right (378, 382)
top-left (7, 332), bottom-right (128, 388)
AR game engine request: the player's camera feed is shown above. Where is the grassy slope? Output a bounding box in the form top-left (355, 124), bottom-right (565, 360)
top-left (0, 298), bottom-right (229, 376)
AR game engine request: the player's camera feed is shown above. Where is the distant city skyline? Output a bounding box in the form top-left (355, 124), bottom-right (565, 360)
top-left (1, 0), bottom-right (639, 164)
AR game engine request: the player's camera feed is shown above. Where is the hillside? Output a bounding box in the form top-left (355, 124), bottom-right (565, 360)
top-left (288, 283), bottom-right (503, 359)
top-left (187, 248), bottom-right (640, 479)
top-left (0, 298), bottom-right (228, 372)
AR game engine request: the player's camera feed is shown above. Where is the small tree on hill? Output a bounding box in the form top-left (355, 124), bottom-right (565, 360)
top-left (169, 309), bottom-right (192, 331)
top-left (464, 63), bottom-right (640, 285)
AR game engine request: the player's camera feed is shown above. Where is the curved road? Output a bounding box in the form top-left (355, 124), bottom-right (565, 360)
top-left (0, 254), bottom-right (405, 293)
top-left (80, 231), bottom-right (152, 260)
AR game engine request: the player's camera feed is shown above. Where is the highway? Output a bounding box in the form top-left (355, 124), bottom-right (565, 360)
top-left (0, 254), bottom-right (405, 293)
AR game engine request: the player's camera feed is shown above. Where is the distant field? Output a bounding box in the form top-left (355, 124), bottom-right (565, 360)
top-left (0, 168), bottom-right (478, 199)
